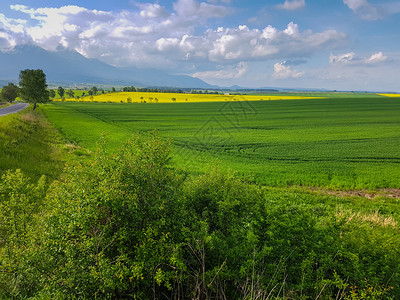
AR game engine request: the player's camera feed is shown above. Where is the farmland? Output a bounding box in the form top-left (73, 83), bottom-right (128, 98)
top-left (2, 92), bottom-right (400, 299)
top-left (43, 94), bottom-right (400, 189)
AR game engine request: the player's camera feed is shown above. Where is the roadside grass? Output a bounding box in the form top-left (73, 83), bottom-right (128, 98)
top-left (0, 106), bottom-right (68, 181)
top-left (42, 96), bottom-right (400, 189)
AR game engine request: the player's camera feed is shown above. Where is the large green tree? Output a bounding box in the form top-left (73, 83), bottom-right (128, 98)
top-left (0, 83), bottom-right (19, 103)
top-left (18, 69), bottom-right (49, 110)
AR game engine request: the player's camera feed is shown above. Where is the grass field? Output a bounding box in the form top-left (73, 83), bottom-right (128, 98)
top-left (42, 94), bottom-right (400, 189)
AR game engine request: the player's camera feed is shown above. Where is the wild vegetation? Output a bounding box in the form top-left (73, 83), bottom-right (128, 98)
top-left (0, 107), bottom-right (64, 181)
top-left (1, 132), bottom-right (399, 299)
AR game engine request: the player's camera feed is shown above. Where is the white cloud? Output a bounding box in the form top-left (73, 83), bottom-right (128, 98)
top-left (343, 0), bottom-right (384, 20)
top-left (329, 52), bottom-right (356, 64)
top-left (193, 62), bottom-right (248, 79)
top-left (276, 0), bottom-right (305, 11)
top-left (189, 22), bottom-right (345, 62)
top-left (365, 52), bottom-right (387, 64)
top-left (0, 13), bottom-right (32, 49)
top-left (330, 51), bottom-right (387, 65)
top-left (272, 61), bottom-right (304, 79)
top-left (138, 3), bottom-right (169, 18)
top-left (313, 52), bottom-right (400, 92)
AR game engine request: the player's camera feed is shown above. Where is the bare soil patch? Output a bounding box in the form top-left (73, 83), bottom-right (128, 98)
top-left (308, 187), bottom-right (400, 199)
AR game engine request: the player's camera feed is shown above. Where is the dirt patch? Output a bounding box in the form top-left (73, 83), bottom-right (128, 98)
top-left (308, 187), bottom-right (400, 199)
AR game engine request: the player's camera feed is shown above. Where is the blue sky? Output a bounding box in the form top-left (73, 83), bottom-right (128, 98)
top-left (1, 0), bottom-right (399, 91)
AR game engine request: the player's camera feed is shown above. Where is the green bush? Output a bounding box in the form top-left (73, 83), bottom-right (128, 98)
top-left (0, 169), bottom-right (46, 297)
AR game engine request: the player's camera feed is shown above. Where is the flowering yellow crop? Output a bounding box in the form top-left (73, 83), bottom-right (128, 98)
top-left (378, 94), bottom-right (400, 97)
top-left (56, 92), bottom-right (323, 103)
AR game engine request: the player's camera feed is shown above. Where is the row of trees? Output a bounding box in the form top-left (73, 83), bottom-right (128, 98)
top-left (122, 86), bottom-right (185, 93)
top-left (0, 71), bottom-right (106, 107)
top-left (121, 86), bottom-right (220, 94)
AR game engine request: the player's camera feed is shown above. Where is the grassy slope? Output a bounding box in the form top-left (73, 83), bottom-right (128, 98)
top-left (0, 106), bottom-right (66, 181)
top-left (42, 95), bottom-right (400, 189)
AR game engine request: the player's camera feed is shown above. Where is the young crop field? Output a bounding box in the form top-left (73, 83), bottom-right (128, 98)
top-left (42, 94), bottom-right (400, 189)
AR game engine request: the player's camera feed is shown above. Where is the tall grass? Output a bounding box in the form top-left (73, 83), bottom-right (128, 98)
top-left (0, 106), bottom-right (65, 181)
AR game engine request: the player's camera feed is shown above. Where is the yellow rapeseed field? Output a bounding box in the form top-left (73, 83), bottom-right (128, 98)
top-left (378, 93), bottom-right (400, 97)
top-left (57, 92), bottom-right (323, 103)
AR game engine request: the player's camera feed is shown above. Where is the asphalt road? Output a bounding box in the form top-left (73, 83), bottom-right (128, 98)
top-left (0, 103), bottom-right (29, 117)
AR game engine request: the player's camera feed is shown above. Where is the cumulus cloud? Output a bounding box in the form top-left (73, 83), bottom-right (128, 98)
top-left (165, 22), bottom-right (345, 63)
top-left (276, 0), bottom-right (305, 11)
top-left (137, 3), bottom-right (169, 18)
top-left (0, 1), bottom-right (346, 71)
top-left (192, 62), bottom-right (248, 79)
top-left (0, 13), bottom-right (33, 49)
top-left (330, 51), bottom-right (387, 65)
top-left (365, 52), bottom-right (387, 64)
top-left (329, 52), bottom-right (356, 64)
top-left (272, 61), bottom-right (304, 79)
top-left (343, 0), bottom-right (384, 20)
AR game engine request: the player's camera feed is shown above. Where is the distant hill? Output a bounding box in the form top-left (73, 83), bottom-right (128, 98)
top-left (0, 45), bottom-right (213, 89)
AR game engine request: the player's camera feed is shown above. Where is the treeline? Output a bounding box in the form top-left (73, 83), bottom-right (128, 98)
top-left (0, 134), bottom-right (398, 299)
top-left (122, 86), bottom-right (220, 94)
top-left (50, 86), bottom-right (106, 99)
top-left (122, 86), bottom-right (185, 93)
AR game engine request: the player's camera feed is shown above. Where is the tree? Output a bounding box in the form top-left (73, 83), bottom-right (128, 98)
top-left (57, 86), bottom-right (65, 98)
top-left (66, 90), bottom-right (75, 98)
top-left (0, 83), bottom-right (19, 103)
top-left (49, 89), bottom-right (56, 99)
top-left (91, 86), bottom-right (98, 95)
top-left (18, 69), bottom-right (49, 110)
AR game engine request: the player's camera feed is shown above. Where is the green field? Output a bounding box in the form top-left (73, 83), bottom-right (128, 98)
top-left (42, 95), bottom-right (400, 189)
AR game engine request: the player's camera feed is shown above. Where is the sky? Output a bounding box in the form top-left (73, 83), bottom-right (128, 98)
top-left (0, 0), bottom-right (399, 91)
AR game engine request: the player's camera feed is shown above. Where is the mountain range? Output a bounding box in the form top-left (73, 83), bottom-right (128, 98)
top-left (0, 45), bottom-right (213, 89)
